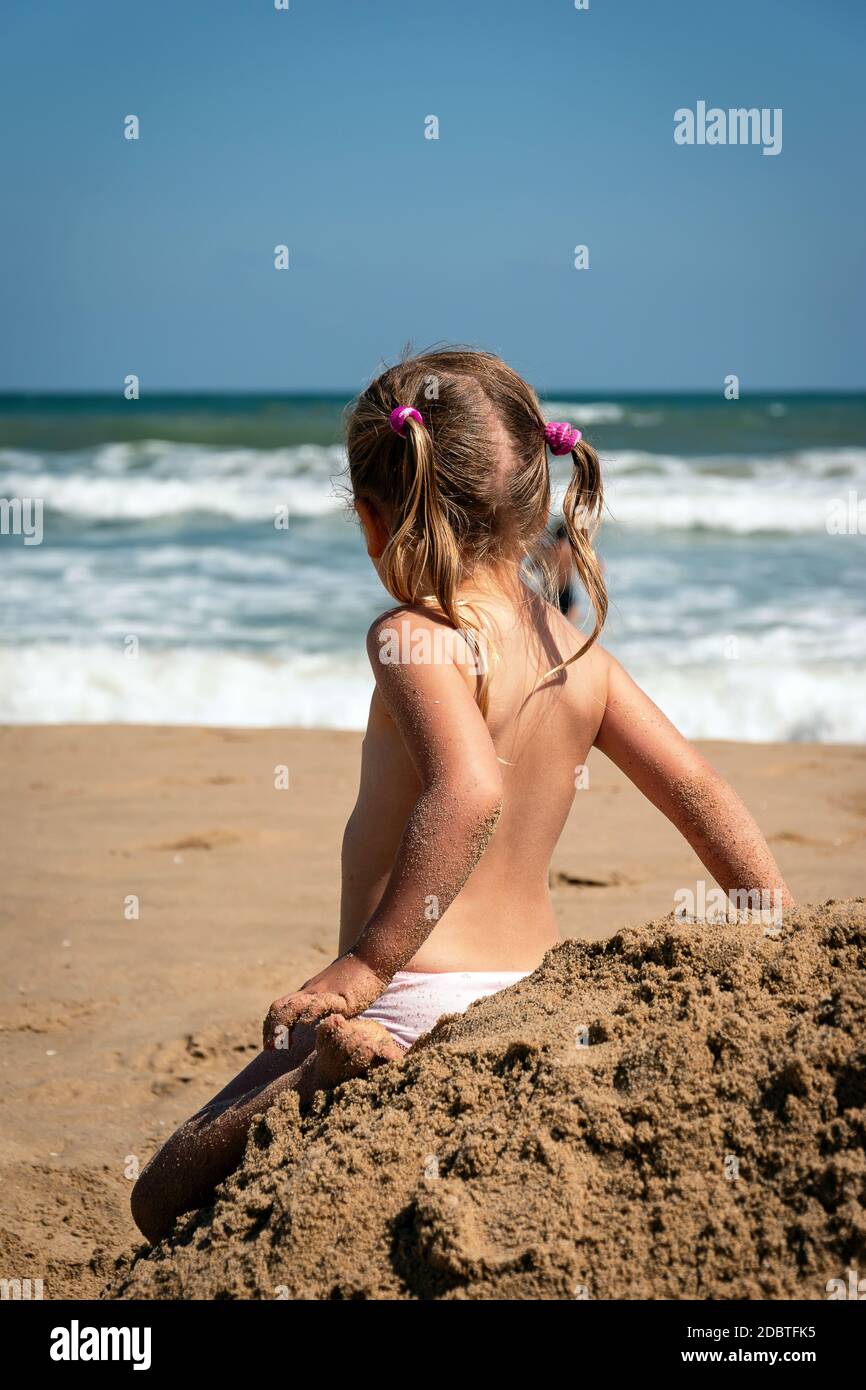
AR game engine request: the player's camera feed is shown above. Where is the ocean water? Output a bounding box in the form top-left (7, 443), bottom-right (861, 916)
top-left (1, 392), bottom-right (864, 741)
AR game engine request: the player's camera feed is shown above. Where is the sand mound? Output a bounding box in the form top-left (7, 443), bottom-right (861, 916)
top-left (112, 901), bottom-right (866, 1300)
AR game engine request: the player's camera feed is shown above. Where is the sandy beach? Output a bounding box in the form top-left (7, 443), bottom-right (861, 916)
top-left (3, 0), bottom-right (864, 1320)
top-left (0, 724), bottom-right (863, 1298)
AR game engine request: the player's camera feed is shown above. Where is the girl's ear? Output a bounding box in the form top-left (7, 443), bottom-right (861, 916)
top-left (355, 498), bottom-right (391, 559)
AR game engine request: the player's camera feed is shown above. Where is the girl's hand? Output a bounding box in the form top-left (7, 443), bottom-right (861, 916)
top-left (262, 953), bottom-right (388, 1050)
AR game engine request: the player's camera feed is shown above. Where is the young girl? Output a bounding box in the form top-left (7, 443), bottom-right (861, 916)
top-left (131, 348), bottom-right (793, 1243)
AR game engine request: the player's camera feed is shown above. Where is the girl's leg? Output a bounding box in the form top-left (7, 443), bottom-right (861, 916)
top-left (130, 1016), bottom-right (403, 1245)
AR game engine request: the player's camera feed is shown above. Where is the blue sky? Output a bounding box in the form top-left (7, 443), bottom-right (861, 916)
top-left (1, 0), bottom-right (863, 392)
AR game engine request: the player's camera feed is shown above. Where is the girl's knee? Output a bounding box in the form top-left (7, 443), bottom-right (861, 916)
top-left (130, 1163), bottom-right (167, 1244)
top-left (129, 1132), bottom-right (186, 1243)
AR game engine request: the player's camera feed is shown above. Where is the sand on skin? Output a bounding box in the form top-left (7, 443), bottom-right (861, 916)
top-left (0, 726), bottom-right (864, 1297)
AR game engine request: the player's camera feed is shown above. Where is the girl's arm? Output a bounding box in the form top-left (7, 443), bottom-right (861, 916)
top-left (594, 652), bottom-right (794, 908)
top-left (263, 611), bottom-right (503, 1048)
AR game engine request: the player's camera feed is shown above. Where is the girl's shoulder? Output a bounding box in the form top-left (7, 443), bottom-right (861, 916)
top-left (366, 600), bottom-right (457, 642)
top-left (365, 604), bottom-right (481, 689)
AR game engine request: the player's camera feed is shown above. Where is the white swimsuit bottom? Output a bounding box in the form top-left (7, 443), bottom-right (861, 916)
top-left (359, 969), bottom-right (530, 1050)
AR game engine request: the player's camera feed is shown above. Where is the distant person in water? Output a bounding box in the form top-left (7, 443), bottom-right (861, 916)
top-left (552, 519), bottom-right (579, 623)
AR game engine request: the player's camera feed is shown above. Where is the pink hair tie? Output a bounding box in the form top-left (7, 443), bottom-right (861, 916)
top-left (544, 421), bottom-right (582, 456)
top-left (389, 405), bottom-right (424, 437)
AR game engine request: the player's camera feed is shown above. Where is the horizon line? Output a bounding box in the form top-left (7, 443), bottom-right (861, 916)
top-left (1, 386), bottom-right (864, 400)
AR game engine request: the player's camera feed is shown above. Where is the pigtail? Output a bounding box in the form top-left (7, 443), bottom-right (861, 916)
top-left (543, 437), bottom-right (608, 681)
top-left (381, 411), bottom-right (491, 709)
top-left (381, 411), bottom-right (463, 621)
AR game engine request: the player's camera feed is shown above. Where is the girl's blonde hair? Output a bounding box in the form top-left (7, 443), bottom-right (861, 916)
top-left (346, 347), bottom-right (607, 702)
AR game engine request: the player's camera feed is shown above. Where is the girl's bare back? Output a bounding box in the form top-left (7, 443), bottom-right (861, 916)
top-left (340, 588), bottom-right (608, 972)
